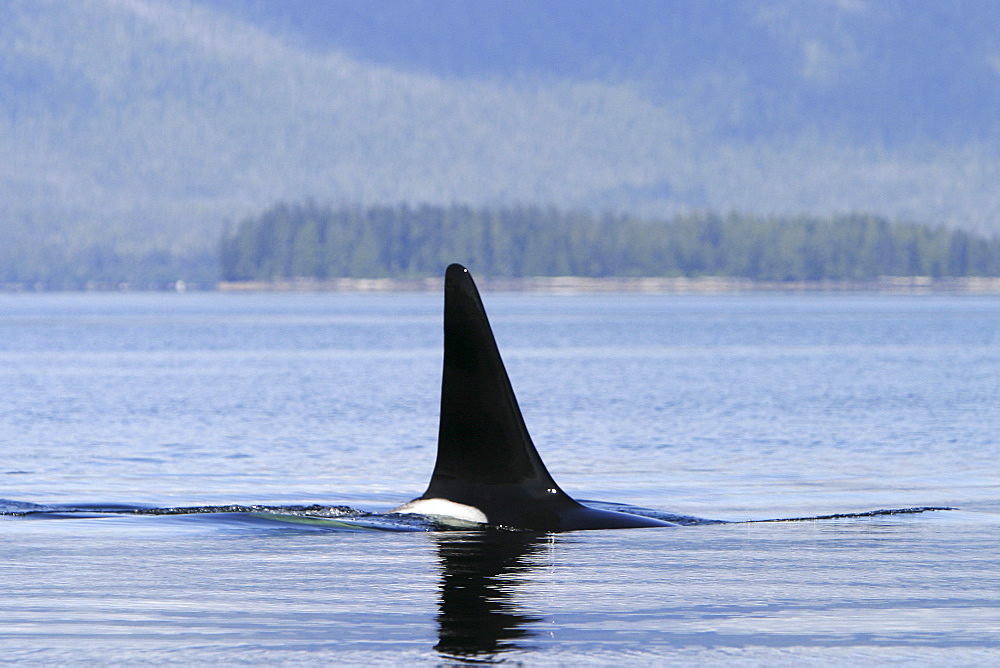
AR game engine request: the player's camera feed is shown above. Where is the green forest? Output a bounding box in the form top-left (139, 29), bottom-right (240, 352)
top-left (219, 202), bottom-right (1000, 282)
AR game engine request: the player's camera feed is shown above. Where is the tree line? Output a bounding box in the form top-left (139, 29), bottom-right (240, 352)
top-left (0, 242), bottom-right (217, 291)
top-left (218, 202), bottom-right (1000, 282)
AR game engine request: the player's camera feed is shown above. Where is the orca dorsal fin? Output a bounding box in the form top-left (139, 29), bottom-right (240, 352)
top-left (420, 265), bottom-right (571, 507)
top-left (403, 264), bottom-right (672, 531)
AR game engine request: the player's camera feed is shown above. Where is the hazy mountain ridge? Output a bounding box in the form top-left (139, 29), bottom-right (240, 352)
top-left (2, 0), bottom-right (999, 285)
top-left (214, 0), bottom-right (1000, 146)
top-left (3, 0), bottom-right (695, 246)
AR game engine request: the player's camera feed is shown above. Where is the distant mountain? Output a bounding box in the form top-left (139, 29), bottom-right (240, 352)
top-left (207, 0), bottom-right (1000, 147)
top-left (2, 0), bottom-right (999, 285)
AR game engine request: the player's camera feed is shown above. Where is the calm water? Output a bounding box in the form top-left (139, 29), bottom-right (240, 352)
top-left (1, 290), bottom-right (999, 664)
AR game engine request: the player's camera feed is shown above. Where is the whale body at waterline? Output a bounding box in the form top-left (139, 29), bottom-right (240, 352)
top-left (392, 264), bottom-right (673, 531)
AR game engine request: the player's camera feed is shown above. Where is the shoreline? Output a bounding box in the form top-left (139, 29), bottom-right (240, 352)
top-left (216, 275), bottom-right (1000, 294)
top-left (7, 276), bottom-right (1000, 294)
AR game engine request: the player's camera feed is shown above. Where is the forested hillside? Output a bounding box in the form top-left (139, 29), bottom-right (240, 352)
top-left (220, 204), bottom-right (1000, 282)
top-left (4, 0), bottom-right (1000, 288)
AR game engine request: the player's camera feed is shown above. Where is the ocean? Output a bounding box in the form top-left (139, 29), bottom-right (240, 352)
top-left (2, 289), bottom-right (998, 664)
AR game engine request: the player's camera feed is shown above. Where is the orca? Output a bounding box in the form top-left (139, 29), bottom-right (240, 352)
top-left (393, 264), bottom-right (673, 531)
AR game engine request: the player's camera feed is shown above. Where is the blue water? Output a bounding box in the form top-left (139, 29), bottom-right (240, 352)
top-left (2, 291), bottom-right (999, 663)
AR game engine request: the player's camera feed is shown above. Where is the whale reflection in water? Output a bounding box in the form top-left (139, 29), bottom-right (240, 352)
top-left (433, 531), bottom-right (548, 658)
